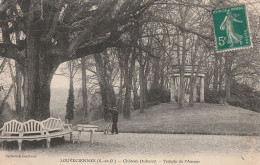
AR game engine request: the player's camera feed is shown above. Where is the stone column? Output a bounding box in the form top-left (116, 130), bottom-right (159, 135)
top-left (193, 82), bottom-right (197, 102)
top-left (200, 77), bottom-right (205, 103)
top-left (177, 77), bottom-right (180, 101)
top-left (170, 76), bottom-right (176, 102)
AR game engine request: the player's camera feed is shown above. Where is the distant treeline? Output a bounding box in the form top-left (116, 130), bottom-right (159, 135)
top-left (205, 81), bottom-right (260, 112)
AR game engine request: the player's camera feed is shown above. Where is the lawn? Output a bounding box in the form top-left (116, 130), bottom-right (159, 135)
top-left (90, 103), bottom-right (260, 136)
top-left (1, 102), bottom-right (259, 136)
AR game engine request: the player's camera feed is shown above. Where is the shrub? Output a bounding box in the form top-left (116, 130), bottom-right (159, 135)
top-left (65, 88), bottom-right (75, 123)
top-left (205, 82), bottom-right (260, 112)
top-left (205, 89), bottom-right (225, 104)
top-left (147, 88), bottom-right (170, 104)
top-left (228, 82), bottom-right (260, 112)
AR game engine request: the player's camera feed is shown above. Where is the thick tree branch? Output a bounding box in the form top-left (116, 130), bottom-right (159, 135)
top-left (61, 0), bottom-right (158, 62)
top-left (116, 41), bottom-right (160, 59)
top-left (65, 36), bottom-right (117, 62)
top-left (61, 20), bottom-right (139, 62)
top-left (45, 1), bottom-right (63, 42)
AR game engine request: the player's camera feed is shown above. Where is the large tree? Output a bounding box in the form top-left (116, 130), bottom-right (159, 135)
top-left (0, 0), bottom-right (157, 120)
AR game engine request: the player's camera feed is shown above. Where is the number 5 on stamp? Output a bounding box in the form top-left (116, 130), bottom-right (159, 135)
top-left (212, 5), bottom-right (253, 52)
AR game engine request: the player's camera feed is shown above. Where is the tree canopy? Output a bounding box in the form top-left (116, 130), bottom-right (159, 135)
top-left (0, 0), bottom-right (158, 63)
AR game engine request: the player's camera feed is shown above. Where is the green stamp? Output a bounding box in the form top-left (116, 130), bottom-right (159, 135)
top-left (212, 5), bottom-right (252, 52)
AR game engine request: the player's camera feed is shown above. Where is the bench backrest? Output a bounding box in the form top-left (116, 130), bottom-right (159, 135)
top-left (42, 117), bottom-right (64, 132)
top-left (1, 120), bottom-right (22, 136)
top-left (22, 120), bottom-right (45, 135)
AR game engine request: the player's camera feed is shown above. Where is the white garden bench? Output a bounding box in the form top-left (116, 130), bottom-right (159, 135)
top-left (42, 117), bottom-right (73, 147)
top-left (0, 117), bottom-right (73, 151)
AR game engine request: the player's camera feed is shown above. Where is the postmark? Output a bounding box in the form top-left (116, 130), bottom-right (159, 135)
top-left (212, 5), bottom-right (253, 52)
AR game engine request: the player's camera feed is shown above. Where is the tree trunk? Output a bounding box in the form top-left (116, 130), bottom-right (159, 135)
top-left (123, 76), bottom-right (132, 118)
top-left (94, 53), bottom-right (116, 121)
top-left (204, 72), bottom-right (211, 92)
top-left (151, 59), bottom-right (160, 91)
top-left (81, 57), bottom-right (88, 122)
top-left (189, 73), bottom-right (195, 107)
top-left (189, 52), bottom-right (195, 107)
top-left (225, 76), bottom-right (231, 101)
top-left (178, 32), bottom-right (187, 109)
top-left (8, 60), bottom-right (17, 109)
top-left (94, 54), bottom-right (109, 120)
top-left (225, 54), bottom-right (232, 102)
top-left (143, 77), bottom-right (148, 108)
top-left (117, 68), bottom-right (123, 114)
top-left (160, 60), bottom-right (165, 91)
top-left (23, 35), bottom-right (58, 121)
top-left (144, 60), bottom-right (149, 109)
top-left (139, 64), bottom-right (145, 113)
top-left (188, 38), bottom-right (200, 107)
top-left (132, 66), bottom-right (139, 110)
top-left (137, 48), bottom-right (149, 111)
top-left (218, 54), bottom-right (223, 92)
top-left (15, 61), bottom-right (22, 112)
top-left (179, 66), bottom-right (185, 109)
top-left (0, 59), bottom-right (7, 74)
top-left (123, 53), bottom-right (136, 119)
top-left (213, 53), bottom-right (219, 92)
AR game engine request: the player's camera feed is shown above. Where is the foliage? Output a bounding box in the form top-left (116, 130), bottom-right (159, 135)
top-left (205, 81), bottom-right (260, 112)
top-left (65, 88), bottom-right (75, 123)
top-left (228, 82), bottom-right (260, 112)
top-left (205, 90), bottom-right (225, 104)
top-left (147, 88), bottom-right (170, 104)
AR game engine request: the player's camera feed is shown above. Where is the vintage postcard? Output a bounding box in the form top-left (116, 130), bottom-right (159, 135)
top-left (0, 0), bottom-right (260, 165)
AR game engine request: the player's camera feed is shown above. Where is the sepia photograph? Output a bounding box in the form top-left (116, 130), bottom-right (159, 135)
top-left (0, 0), bottom-right (260, 164)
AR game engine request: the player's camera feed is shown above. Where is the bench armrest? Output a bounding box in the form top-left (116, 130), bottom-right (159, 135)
top-left (42, 127), bottom-right (50, 135)
top-left (63, 124), bottom-right (72, 130)
top-left (43, 127), bottom-right (50, 131)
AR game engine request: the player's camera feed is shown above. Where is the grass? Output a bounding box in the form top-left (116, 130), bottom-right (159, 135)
top-left (1, 102), bottom-right (259, 136)
top-left (90, 103), bottom-right (260, 136)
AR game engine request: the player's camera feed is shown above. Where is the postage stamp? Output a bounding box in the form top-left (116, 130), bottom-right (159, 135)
top-left (212, 5), bottom-right (252, 53)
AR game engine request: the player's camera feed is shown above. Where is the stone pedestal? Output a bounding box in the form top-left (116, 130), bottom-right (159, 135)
top-left (170, 77), bottom-right (176, 102)
top-left (200, 77), bottom-right (205, 103)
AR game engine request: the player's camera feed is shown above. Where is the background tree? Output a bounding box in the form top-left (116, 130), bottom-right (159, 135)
top-left (81, 57), bottom-right (88, 123)
top-left (65, 85), bottom-right (74, 123)
top-left (63, 60), bottom-right (78, 122)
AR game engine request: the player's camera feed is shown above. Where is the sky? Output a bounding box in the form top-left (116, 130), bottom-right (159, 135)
top-left (51, 62), bottom-right (70, 89)
top-left (51, 74), bottom-right (70, 89)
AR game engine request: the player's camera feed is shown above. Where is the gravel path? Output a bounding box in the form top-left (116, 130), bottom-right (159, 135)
top-left (1, 132), bottom-right (260, 165)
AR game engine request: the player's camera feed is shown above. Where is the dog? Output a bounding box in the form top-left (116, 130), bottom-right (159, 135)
top-left (104, 123), bottom-right (111, 135)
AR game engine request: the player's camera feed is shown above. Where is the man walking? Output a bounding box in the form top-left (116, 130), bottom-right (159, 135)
top-left (108, 107), bottom-right (119, 134)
